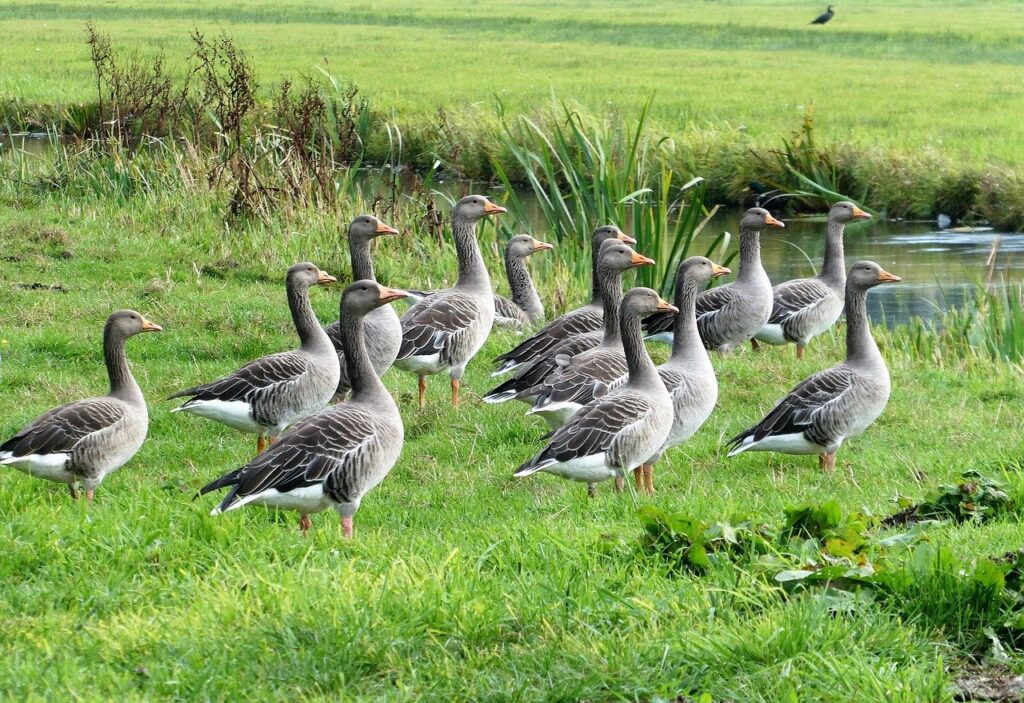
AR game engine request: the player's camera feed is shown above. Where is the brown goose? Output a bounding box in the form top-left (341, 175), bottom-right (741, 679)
top-left (483, 238), bottom-right (654, 408)
top-left (728, 261), bottom-right (900, 472)
top-left (513, 288), bottom-right (676, 496)
top-left (325, 215), bottom-right (401, 398)
top-left (169, 263), bottom-right (340, 453)
top-left (0, 310), bottom-right (161, 500)
top-left (753, 201), bottom-right (871, 358)
top-left (491, 225), bottom-right (635, 376)
top-left (201, 281), bottom-right (407, 538)
top-left (644, 208), bottom-right (784, 351)
top-left (395, 195), bottom-right (506, 408)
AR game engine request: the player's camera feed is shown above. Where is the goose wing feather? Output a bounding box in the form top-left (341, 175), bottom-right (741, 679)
top-left (494, 305), bottom-right (602, 365)
top-left (168, 351), bottom-right (310, 403)
top-left (397, 291), bottom-right (482, 360)
top-left (1, 398), bottom-right (125, 457)
top-left (768, 278), bottom-right (833, 325)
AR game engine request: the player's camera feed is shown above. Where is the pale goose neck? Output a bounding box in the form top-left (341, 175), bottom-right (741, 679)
top-left (598, 266), bottom-right (624, 343)
top-left (350, 235), bottom-right (375, 282)
top-left (289, 281), bottom-right (331, 352)
top-left (453, 215), bottom-right (490, 294)
top-left (819, 218), bottom-right (846, 289)
top-left (670, 274), bottom-right (706, 364)
top-left (104, 328), bottom-right (143, 406)
top-left (737, 227), bottom-right (766, 284)
top-left (622, 306), bottom-right (658, 386)
top-left (844, 285), bottom-right (883, 368)
top-left (506, 251), bottom-right (544, 323)
top-left (339, 305), bottom-right (389, 403)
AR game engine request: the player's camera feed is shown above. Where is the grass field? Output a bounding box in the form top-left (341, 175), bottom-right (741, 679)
top-left (3, 0), bottom-right (1024, 166)
top-left (2, 169), bottom-right (1024, 700)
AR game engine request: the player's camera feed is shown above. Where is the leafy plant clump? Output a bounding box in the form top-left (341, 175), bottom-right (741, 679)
top-left (637, 505), bottom-right (773, 574)
top-left (882, 470), bottom-right (1015, 527)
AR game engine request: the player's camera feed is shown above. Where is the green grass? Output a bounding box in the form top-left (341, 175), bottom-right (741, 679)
top-left (3, 0), bottom-right (1024, 167)
top-left (2, 170), bottom-right (1024, 700)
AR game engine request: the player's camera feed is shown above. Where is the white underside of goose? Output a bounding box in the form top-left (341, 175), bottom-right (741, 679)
top-left (0, 452), bottom-right (75, 483)
top-left (520, 453), bottom-right (617, 483)
top-left (754, 323), bottom-right (788, 345)
top-left (214, 483), bottom-right (334, 516)
top-left (172, 400), bottom-right (262, 434)
top-left (394, 353), bottom-right (443, 375)
top-left (728, 432), bottom-right (823, 457)
top-left (644, 331), bottom-right (674, 345)
top-left (527, 401), bottom-right (582, 429)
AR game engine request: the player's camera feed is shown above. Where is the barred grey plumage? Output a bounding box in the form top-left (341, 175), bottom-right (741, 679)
top-left (201, 281), bottom-right (407, 538)
top-left (325, 215), bottom-right (402, 398)
top-left (755, 201), bottom-right (871, 358)
top-left (0, 310), bottom-right (161, 499)
top-left (728, 261), bottom-right (900, 472)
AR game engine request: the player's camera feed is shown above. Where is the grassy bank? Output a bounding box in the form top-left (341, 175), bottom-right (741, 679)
top-left (2, 168), bottom-right (1024, 699)
top-left (4, 1), bottom-right (1024, 226)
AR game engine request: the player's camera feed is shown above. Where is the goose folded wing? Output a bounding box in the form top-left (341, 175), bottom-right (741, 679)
top-left (1, 398), bottom-right (125, 457)
top-left (533, 352), bottom-right (626, 407)
top-left (694, 284), bottom-right (737, 321)
top-left (743, 366), bottom-right (858, 442)
top-left (495, 306), bottom-right (601, 363)
top-left (538, 393), bottom-right (654, 464)
top-left (768, 278), bottom-right (832, 324)
top-left (398, 293), bottom-right (480, 359)
top-left (171, 351), bottom-right (311, 403)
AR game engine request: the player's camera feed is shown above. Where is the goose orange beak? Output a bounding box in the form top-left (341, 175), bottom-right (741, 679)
top-left (532, 239), bottom-right (554, 252)
top-left (483, 201), bottom-right (507, 215)
top-left (851, 206), bottom-right (871, 220)
top-left (317, 270), bottom-right (338, 285)
top-left (375, 221), bottom-right (399, 235)
top-left (617, 231), bottom-right (637, 244)
top-left (765, 214), bottom-right (785, 228)
top-left (630, 251), bottom-right (656, 267)
top-left (655, 298), bottom-right (679, 314)
top-left (378, 286), bottom-right (410, 303)
top-left (711, 263), bottom-right (731, 278)
top-left (877, 269), bottom-right (902, 283)
top-left (140, 317), bottom-right (162, 332)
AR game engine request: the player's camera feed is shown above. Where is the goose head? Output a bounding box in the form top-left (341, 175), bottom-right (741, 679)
top-left (348, 214), bottom-right (398, 244)
top-left (106, 309), bottom-right (162, 338)
top-left (507, 234), bottom-right (553, 260)
top-left (741, 207), bottom-right (785, 231)
top-left (288, 262), bottom-right (337, 289)
top-left (591, 224), bottom-right (636, 247)
top-left (453, 195), bottom-right (507, 224)
top-left (597, 238), bottom-right (655, 274)
top-left (848, 261), bottom-right (901, 291)
top-left (622, 288), bottom-right (678, 319)
top-left (342, 280), bottom-right (410, 315)
top-left (677, 256), bottom-right (731, 289)
top-left (829, 201), bottom-right (871, 224)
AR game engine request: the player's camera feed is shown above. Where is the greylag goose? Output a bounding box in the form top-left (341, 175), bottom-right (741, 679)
top-left (753, 201), bottom-right (871, 358)
top-left (200, 281), bottom-right (408, 537)
top-left (325, 215), bottom-right (401, 398)
top-left (513, 288), bottom-right (675, 496)
top-left (404, 234), bottom-right (552, 331)
top-left (632, 257), bottom-right (729, 494)
top-left (169, 262), bottom-right (340, 453)
top-left (395, 194), bottom-right (506, 408)
top-left (483, 238), bottom-right (654, 407)
top-left (727, 261), bottom-right (900, 472)
top-left (644, 207), bottom-right (784, 351)
top-left (0, 310), bottom-right (161, 500)
top-left (491, 225), bottom-right (635, 376)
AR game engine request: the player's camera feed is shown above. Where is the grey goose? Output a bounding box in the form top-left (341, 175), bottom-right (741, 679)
top-left (754, 201), bottom-right (871, 358)
top-left (644, 207), bottom-right (784, 351)
top-left (727, 261), bottom-right (900, 472)
top-left (201, 281), bottom-right (408, 537)
top-left (0, 310), bottom-right (162, 500)
top-left (169, 263), bottom-right (340, 454)
top-left (514, 288), bottom-right (676, 496)
top-left (395, 194), bottom-right (506, 408)
top-left (325, 215), bottom-right (401, 398)
top-left (491, 225), bottom-right (635, 376)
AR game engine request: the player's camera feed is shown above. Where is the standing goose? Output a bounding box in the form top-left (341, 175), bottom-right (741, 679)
top-left (0, 310), bottom-right (161, 500)
top-left (644, 208), bottom-right (784, 351)
top-left (753, 201), bottom-right (871, 358)
top-left (169, 263), bottom-right (340, 453)
top-left (325, 215), bottom-right (401, 398)
top-left (395, 195), bottom-right (506, 408)
top-left (491, 225), bottom-right (635, 376)
top-left (404, 234), bottom-right (553, 331)
top-left (200, 281), bottom-right (408, 538)
top-left (811, 5), bottom-right (835, 24)
top-left (727, 261), bottom-right (900, 472)
top-left (632, 257), bottom-right (729, 494)
top-left (483, 239), bottom-right (654, 407)
top-left (513, 288), bottom-right (675, 496)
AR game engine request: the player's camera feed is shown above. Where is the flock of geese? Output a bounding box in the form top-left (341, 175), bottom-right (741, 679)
top-left (0, 194), bottom-right (897, 537)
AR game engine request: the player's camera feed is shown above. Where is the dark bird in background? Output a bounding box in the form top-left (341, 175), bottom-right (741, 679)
top-left (811, 5), bottom-right (835, 24)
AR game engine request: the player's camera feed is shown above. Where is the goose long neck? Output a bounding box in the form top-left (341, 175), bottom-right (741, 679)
top-left (506, 252), bottom-right (544, 322)
top-left (671, 276), bottom-right (704, 360)
top-left (104, 329), bottom-right (142, 404)
top-left (622, 309), bottom-right (658, 384)
top-left (598, 267), bottom-right (624, 342)
top-left (288, 281), bottom-right (330, 351)
top-left (349, 235), bottom-right (375, 282)
top-left (589, 241), bottom-right (604, 303)
top-left (844, 285), bottom-right (882, 367)
top-left (737, 228), bottom-right (765, 282)
top-left (453, 216), bottom-right (490, 292)
top-left (820, 219), bottom-right (846, 287)
top-left (339, 306), bottom-right (386, 401)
